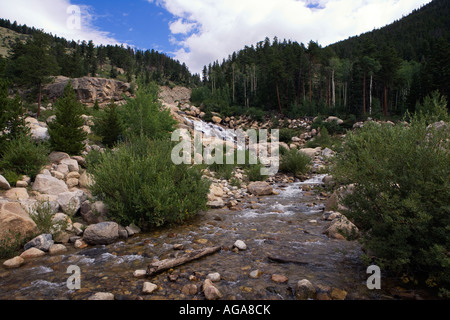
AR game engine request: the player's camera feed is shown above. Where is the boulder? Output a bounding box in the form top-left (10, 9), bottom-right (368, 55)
top-left (0, 202), bottom-right (38, 241)
top-left (57, 190), bottom-right (85, 215)
top-left (80, 200), bottom-right (107, 225)
top-left (3, 256), bottom-right (25, 269)
top-left (5, 188), bottom-right (29, 200)
top-left (206, 199), bottom-right (225, 209)
top-left (323, 215), bottom-right (359, 240)
top-left (296, 279), bottom-right (316, 300)
top-left (78, 171), bottom-right (94, 189)
top-left (211, 116), bottom-right (222, 124)
top-left (83, 222), bottom-right (119, 245)
top-left (87, 292), bottom-right (115, 300)
top-left (20, 247), bottom-right (46, 259)
top-left (299, 148), bottom-right (319, 158)
top-left (49, 244), bottom-right (68, 255)
top-left (326, 116), bottom-right (344, 125)
top-left (247, 181), bottom-right (273, 196)
top-left (59, 158), bottom-right (79, 173)
top-left (48, 151), bottom-right (70, 163)
top-left (0, 175), bottom-right (11, 190)
top-left (142, 282), bottom-right (158, 295)
top-left (24, 234), bottom-right (54, 252)
top-left (32, 174), bottom-right (69, 195)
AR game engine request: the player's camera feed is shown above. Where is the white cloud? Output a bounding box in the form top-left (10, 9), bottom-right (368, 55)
top-left (0, 0), bottom-right (121, 45)
top-left (152, 0), bottom-right (431, 74)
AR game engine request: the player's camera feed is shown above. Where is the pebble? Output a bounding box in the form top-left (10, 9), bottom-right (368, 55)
top-left (233, 240), bottom-right (247, 251)
top-left (330, 288), bottom-right (348, 300)
top-left (133, 270), bottom-right (147, 278)
top-left (88, 292), bottom-right (115, 300)
top-left (142, 282), bottom-right (158, 294)
top-left (181, 284), bottom-right (198, 295)
top-left (271, 274), bottom-right (288, 283)
top-left (49, 244), bottom-right (67, 255)
top-left (249, 270), bottom-right (262, 279)
top-left (207, 272), bottom-right (221, 282)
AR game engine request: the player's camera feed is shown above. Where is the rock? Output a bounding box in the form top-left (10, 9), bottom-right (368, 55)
top-left (29, 125), bottom-right (50, 141)
top-left (133, 269), bottom-right (147, 278)
top-left (78, 171), bottom-right (94, 188)
top-left (60, 158), bottom-right (79, 173)
top-left (247, 182), bottom-right (273, 196)
top-left (299, 148), bottom-right (318, 158)
top-left (20, 247), bottom-right (46, 259)
top-left (321, 148), bottom-right (334, 158)
top-left (322, 211), bottom-right (342, 221)
top-left (249, 270), bottom-right (262, 279)
top-left (212, 116), bottom-right (222, 124)
top-left (126, 224), bottom-right (141, 237)
top-left (80, 200), bottom-right (107, 225)
top-left (74, 239), bottom-right (88, 249)
top-left (0, 175), bottom-right (11, 190)
top-left (56, 164), bottom-right (69, 177)
top-left (32, 174), bottom-right (69, 195)
top-left (3, 256), bottom-right (25, 269)
top-left (323, 215), bottom-right (359, 240)
top-left (330, 288), bottom-right (347, 300)
top-left (209, 184), bottom-right (224, 198)
top-left (66, 178), bottom-right (79, 188)
top-left (52, 171), bottom-right (65, 180)
top-left (87, 292), bottom-right (115, 300)
top-left (296, 279), bottom-right (316, 300)
top-left (24, 234), bottom-right (54, 252)
top-left (271, 274), bottom-right (288, 283)
top-left (207, 272), bottom-right (221, 282)
top-left (57, 190), bottom-right (85, 215)
top-left (5, 188), bottom-right (29, 200)
top-left (173, 244), bottom-right (184, 250)
top-left (49, 244), bottom-right (67, 255)
top-left (142, 282), bottom-right (158, 294)
top-left (83, 222), bottom-right (119, 245)
top-left (203, 279), bottom-right (222, 300)
top-left (233, 240), bottom-right (247, 251)
top-left (326, 116), bottom-right (344, 125)
top-left (16, 181), bottom-right (28, 188)
top-left (71, 156), bottom-right (86, 167)
top-left (181, 284), bottom-right (198, 295)
top-left (207, 199), bottom-right (225, 209)
top-left (73, 222), bottom-right (84, 236)
top-left (48, 151), bottom-right (70, 163)
top-left (66, 172), bottom-right (81, 180)
top-left (45, 76), bottom-right (132, 105)
top-left (118, 226), bottom-right (128, 239)
top-left (0, 202), bottom-right (38, 242)
top-left (324, 184), bottom-right (354, 212)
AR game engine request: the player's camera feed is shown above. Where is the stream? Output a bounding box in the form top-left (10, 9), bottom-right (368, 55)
top-left (0, 175), bottom-right (418, 300)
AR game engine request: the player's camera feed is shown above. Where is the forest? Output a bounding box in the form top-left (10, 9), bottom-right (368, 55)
top-left (192, 0), bottom-right (449, 120)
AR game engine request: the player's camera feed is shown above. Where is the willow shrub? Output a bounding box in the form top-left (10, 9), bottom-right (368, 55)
top-left (89, 136), bottom-right (211, 230)
top-left (332, 120), bottom-right (450, 295)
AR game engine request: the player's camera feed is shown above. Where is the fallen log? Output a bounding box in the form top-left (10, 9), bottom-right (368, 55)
top-left (147, 246), bottom-right (221, 277)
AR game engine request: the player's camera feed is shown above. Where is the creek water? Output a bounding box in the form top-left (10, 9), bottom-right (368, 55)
top-left (0, 176), bottom-right (409, 300)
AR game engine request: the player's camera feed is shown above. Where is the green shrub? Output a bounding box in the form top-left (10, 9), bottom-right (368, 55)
top-left (332, 120), bottom-right (450, 294)
top-left (27, 200), bottom-right (67, 237)
top-left (245, 163), bottom-right (268, 182)
top-left (413, 90), bottom-right (449, 125)
top-left (279, 149), bottom-right (311, 176)
top-left (89, 136), bottom-right (211, 229)
top-left (93, 100), bottom-right (123, 148)
top-left (0, 231), bottom-right (30, 259)
top-left (278, 128), bottom-right (298, 144)
top-left (306, 127), bottom-right (332, 149)
top-left (0, 133), bottom-right (48, 179)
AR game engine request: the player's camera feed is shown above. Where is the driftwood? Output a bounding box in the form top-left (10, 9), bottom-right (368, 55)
top-left (268, 255), bottom-right (325, 267)
top-left (147, 246), bottom-right (221, 277)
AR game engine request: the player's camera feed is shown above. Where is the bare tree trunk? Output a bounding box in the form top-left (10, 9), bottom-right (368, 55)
top-left (332, 69), bottom-right (336, 108)
top-left (369, 74), bottom-right (373, 115)
top-left (363, 72), bottom-right (367, 115)
top-left (276, 82), bottom-right (282, 114)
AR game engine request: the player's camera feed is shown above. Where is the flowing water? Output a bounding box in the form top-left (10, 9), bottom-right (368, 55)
top-left (0, 176), bottom-right (419, 300)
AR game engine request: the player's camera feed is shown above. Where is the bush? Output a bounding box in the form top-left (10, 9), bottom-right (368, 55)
top-left (27, 200), bottom-right (67, 237)
top-left (0, 133), bottom-right (48, 179)
top-left (306, 127), bottom-right (332, 149)
top-left (279, 149), bottom-right (311, 176)
top-left (332, 120), bottom-right (450, 294)
top-left (278, 128), bottom-right (298, 144)
top-left (89, 136), bottom-right (211, 229)
top-left (245, 163), bottom-right (268, 182)
top-left (0, 231), bottom-right (30, 259)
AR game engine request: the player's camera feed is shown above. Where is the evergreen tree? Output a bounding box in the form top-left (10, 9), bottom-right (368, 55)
top-left (6, 31), bottom-right (59, 118)
top-left (93, 100), bottom-right (123, 148)
top-left (48, 82), bottom-right (87, 155)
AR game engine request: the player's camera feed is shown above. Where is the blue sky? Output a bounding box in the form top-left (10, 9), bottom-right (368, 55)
top-left (0, 0), bottom-right (432, 74)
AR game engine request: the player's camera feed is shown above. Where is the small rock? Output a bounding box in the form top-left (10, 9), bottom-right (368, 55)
top-left (24, 234), bottom-right (54, 252)
top-left (296, 279), bottom-right (316, 300)
top-left (74, 239), bottom-right (88, 249)
top-left (233, 240), bottom-right (247, 251)
top-left (249, 270), bottom-right (262, 279)
top-left (330, 288), bottom-right (347, 300)
top-left (271, 274), bottom-right (288, 283)
top-left (20, 247), bottom-right (46, 259)
top-left (203, 279), bottom-right (222, 300)
top-left (83, 222), bottom-right (119, 245)
top-left (133, 270), bottom-right (147, 278)
top-left (181, 284), bottom-right (198, 295)
top-left (16, 181), bottom-right (28, 188)
top-left (125, 223), bottom-right (141, 237)
top-left (49, 244), bottom-right (67, 255)
top-left (48, 151), bottom-right (70, 163)
top-left (5, 188), bottom-right (29, 200)
top-left (173, 244), bottom-right (184, 250)
top-left (88, 292), bottom-right (115, 300)
top-left (60, 158), bottom-right (79, 172)
top-left (142, 282), bottom-right (158, 294)
top-left (3, 256), bottom-right (25, 269)
top-left (207, 272), bottom-right (221, 282)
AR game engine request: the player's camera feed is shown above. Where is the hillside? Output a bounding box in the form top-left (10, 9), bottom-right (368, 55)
top-left (0, 26), bottom-right (30, 57)
top-left (193, 0), bottom-right (449, 120)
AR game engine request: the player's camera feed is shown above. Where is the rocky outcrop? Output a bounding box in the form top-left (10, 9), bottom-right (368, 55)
top-left (44, 76), bottom-right (132, 106)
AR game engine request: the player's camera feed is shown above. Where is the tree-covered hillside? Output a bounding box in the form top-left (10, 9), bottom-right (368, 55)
top-left (0, 18), bottom-right (201, 88)
top-left (193, 0), bottom-right (449, 120)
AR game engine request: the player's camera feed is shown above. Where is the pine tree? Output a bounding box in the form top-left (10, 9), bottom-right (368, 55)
top-left (48, 82), bottom-right (87, 155)
top-left (93, 100), bottom-right (123, 148)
